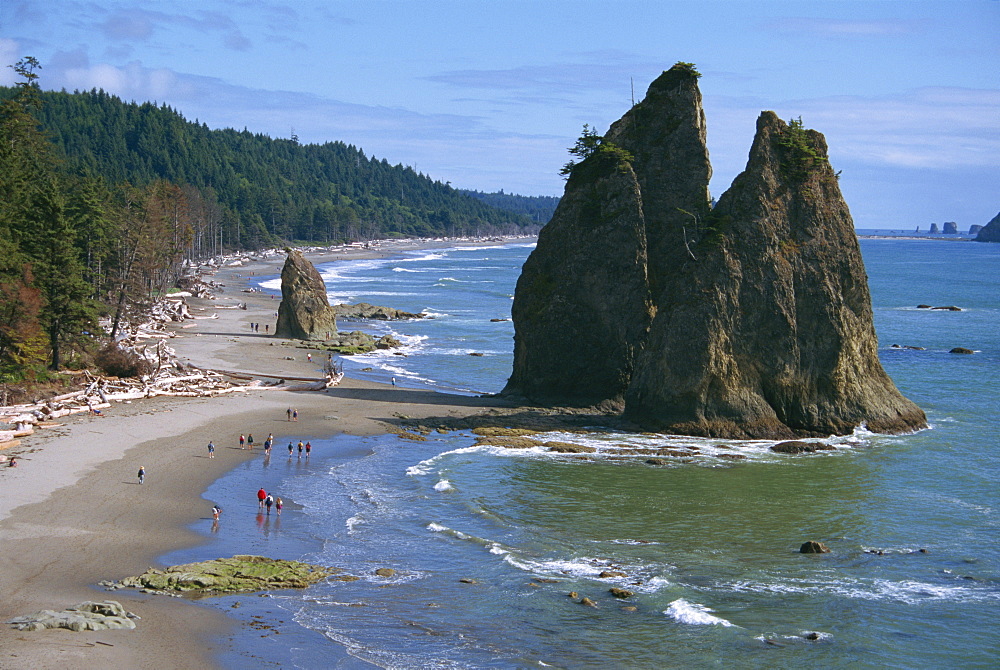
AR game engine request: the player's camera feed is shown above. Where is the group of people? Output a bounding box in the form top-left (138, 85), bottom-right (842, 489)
top-left (256, 487), bottom-right (283, 514)
top-left (248, 322), bottom-right (269, 333)
top-left (287, 440), bottom-right (312, 458)
top-left (187, 421), bottom-right (318, 526)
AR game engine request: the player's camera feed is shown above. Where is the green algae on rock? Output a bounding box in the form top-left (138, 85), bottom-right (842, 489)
top-left (117, 555), bottom-right (351, 594)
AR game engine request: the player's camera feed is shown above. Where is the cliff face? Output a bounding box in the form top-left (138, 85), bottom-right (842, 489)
top-left (274, 250), bottom-right (338, 340)
top-left (505, 65), bottom-right (926, 437)
top-left (507, 65), bottom-right (709, 405)
top-left (974, 212), bottom-right (1000, 242)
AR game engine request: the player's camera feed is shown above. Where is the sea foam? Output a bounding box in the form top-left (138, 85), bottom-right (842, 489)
top-left (664, 599), bottom-right (735, 627)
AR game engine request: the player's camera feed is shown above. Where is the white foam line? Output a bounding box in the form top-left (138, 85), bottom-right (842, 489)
top-left (664, 599), bottom-right (736, 627)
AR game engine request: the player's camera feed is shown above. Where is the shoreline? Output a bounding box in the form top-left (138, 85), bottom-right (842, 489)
top-left (0, 238), bottom-right (518, 668)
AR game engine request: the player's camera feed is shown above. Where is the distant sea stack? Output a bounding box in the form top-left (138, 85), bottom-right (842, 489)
top-left (505, 63), bottom-right (926, 438)
top-left (274, 249), bottom-right (338, 340)
top-left (942, 221), bottom-right (958, 234)
top-left (974, 212), bottom-right (1000, 242)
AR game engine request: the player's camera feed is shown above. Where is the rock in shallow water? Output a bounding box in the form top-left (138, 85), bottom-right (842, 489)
top-left (115, 555), bottom-right (341, 594)
top-left (799, 541), bottom-right (831, 554)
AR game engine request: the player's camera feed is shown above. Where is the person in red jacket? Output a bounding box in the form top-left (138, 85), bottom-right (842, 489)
top-left (257, 487), bottom-right (267, 509)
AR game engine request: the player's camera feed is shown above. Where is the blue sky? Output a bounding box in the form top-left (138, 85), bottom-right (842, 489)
top-left (2, 0), bottom-right (997, 229)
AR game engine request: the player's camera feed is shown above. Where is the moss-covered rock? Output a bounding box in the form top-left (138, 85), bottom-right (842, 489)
top-left (117, 555), bottom-right (341, 594)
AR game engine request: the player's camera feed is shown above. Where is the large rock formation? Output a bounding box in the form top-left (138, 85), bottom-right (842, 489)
top-left (274, 249), bottom-right (338, 340)
top-left (505, 63), bottom-right (926, 438)
top-left (974, 212), bottom-right (1000, 242)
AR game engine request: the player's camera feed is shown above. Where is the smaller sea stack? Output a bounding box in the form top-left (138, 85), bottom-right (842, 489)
top-left (274, 249), bottom-right (338, 340)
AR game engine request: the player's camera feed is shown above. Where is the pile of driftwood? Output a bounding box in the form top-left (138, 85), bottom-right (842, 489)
top-left (1, 258), bottom-right (345, 450)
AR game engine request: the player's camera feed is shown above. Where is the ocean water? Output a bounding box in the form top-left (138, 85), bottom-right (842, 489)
top-left (170, 239), bottom-right (998, 668)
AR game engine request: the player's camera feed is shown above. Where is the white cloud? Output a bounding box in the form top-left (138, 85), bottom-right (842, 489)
top-left (704, 86), bottom-right (1000, 177)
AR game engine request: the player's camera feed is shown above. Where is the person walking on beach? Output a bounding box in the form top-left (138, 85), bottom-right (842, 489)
top-left (212, 505), bottom-right (222, 521)
top-left (287, 442), bottom-right (294, 457)
top-left (275, 497), bottom-right (283, 514)
top-left (292, 409), bottom-right (298, 421)
top-left (137, 466), bottom-right (145, 484)
top-left (239, 434), bottom-right (245, 449)
top-left (391, 376), bottom-right (396, 387)
top-left (257, 487), bottom-right (267, 508)
top-left (297, 441), bottom-right (304, 458)
top-left (305, 441), bottom-right (311, 457)
top-left (207, 441), bottom-right (215, 458)
top-left (287, 408), bottom-right (292, 421)
top-left (247, 433), bottom-right (255, 450)
top-left (265, 494), bottom-right (274, 514)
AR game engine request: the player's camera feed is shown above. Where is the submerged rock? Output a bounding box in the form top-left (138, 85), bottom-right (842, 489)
top-left (949, 347), bottom-right (974, 354)
top-left (505, 63), bottom-right (926, 438)
top-left (274, 249), bottom-right (339, 340)
top-left (116, 555), bottom-right (339, 594)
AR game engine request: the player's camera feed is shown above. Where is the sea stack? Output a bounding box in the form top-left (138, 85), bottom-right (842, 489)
top-left (974, 212), bottom-right (1000, 242)
top-left (274, 249), bottom-right (338, 340)
top-left (505, 63), bottom-right (926, 438)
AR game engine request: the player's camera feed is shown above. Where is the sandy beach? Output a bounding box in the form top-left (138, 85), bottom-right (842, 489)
top-left (0, 240), bottom-right (512, 669)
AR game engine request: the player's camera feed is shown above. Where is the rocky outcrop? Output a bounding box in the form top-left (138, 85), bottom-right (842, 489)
top-left (505, 64), bottom-right (926, 438)
top-left (274, 250), bottom-right (339, 340)
top-left (943, 221), bottom-right (958, 234)
top-left (929, 223), bottom-right (940, 234)
top-left (974, 212), bottom-right (1000, 242)
top-left (799, 541), bottom-right (831, 554)
top-left (507, 64), bottom-right (708, 405)
top-left (969, 224), bottom-right (983, 235)
top-left (115, 555), bottom-right (345, 594)
top-left (8, 601), bottom-right (138, 631)
top-left (333, 302), bottom-right (424, 320)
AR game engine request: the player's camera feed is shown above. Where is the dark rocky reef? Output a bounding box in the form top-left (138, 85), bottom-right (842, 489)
top-left (333, 302), bottom-right (425, 320)
top-left (974, 212), bottom-right (1000, 242)
top-left (274, 249), bottom-right (339, 340)
top-left (504, 64), bottom-right (926, 438)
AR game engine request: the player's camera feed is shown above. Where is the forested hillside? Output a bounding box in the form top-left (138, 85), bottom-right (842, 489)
top-left (460, 189), bottom-right (560, 224)
top-left (0, 58), bottom-right (544, 381)
top-left (1, 86), bottom-right (541, 249)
